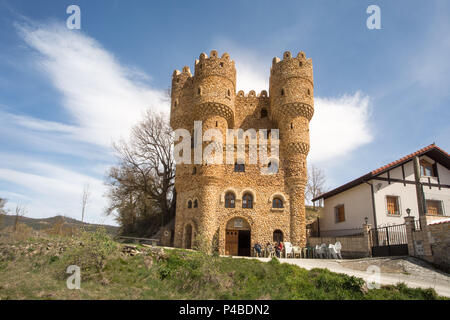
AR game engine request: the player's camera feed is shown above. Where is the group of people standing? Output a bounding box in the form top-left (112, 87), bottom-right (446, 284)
top-left (253, 241), bottom-right (284, 258)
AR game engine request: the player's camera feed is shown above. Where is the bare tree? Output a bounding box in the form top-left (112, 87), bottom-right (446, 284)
top-left (105, 110), bottom-right (176, 236)
top-left (306, 165), bottom-right (327, 208)
top-left (13, 204), bottom-right (27, 232)
top-left (0, 197), bottom-right (7, 228)
top-left (81, 183), bottom-right (90, 223)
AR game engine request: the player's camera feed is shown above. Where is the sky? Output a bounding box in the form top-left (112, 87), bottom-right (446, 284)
top-left (0, 0), bottom-right (449, 225)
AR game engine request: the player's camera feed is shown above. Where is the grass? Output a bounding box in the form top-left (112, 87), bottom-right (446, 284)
top-left (0, 229), bottom-right (444, 300)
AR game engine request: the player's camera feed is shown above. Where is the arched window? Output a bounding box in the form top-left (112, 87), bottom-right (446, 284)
top-left (273, 230), bottom-right (284, 243)
top-left (268, 161), bottom-right (278, 174)
top-left (193, 199), bottom-right (198, 208)
top-left (188, 200), bottom-right (192, 209)
top-left (272, 197), bottom-right (284, 208)
top-left (261, 108), bottom-right (268, 118)
top-left (234, 163), bottom-right (245, 172)
top-left (225, 192), bottom-right (235, 208)
top-left (242, 193), bottom-right (253, 209)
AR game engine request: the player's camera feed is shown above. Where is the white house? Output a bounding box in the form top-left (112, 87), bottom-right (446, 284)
top-left (312, 144), bottom-right (450, 236)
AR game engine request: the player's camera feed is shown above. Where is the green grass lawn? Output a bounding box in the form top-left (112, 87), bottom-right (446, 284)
top-left (0, 229), bottom-right (444, 300)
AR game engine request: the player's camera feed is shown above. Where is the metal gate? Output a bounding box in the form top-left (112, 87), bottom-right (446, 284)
top-left (370, 223), bottom-right (408, 257)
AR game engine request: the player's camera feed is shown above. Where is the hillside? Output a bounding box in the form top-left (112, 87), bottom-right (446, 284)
top-left (0, 229), bottom-right (444, 300)
top-left (0, 214), bottom-right (118, 236)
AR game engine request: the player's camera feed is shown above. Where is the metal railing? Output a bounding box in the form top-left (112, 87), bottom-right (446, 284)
top-left (370, 224), bottom-right (407, 246)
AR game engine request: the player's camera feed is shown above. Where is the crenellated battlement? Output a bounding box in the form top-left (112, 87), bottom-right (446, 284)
top-left (193, 50), bottom-right (236, 87)
top-left (270, 51), bottom-right (313, 86)
top-left (236, 90), bottom-right (269, 98)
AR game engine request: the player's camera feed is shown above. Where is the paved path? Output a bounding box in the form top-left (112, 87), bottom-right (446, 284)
top-left (243, 256), bottom-right (450, 298)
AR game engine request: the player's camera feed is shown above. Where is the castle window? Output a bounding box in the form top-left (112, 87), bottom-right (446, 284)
top-left (174, 99), bottom-right (178, 107)
top-left (261, 108), bottom-right (268, 118)
top-left (273, 230), bottom-right (284, 243)
top-left (268, 161), bottom-right (279, 174)
top-left (242, 193), bottom-right (253, 209)
top-left (193, 200), bottom-right (198, 208)
top-left (192, 167), bottom-right (197, 175)
top-left (307, 89), bottom-right (311, 96)
top-left (227, 89), bottom-right (231, 97)
top-left (272, 198), bottom-right (284, 208)
top-left (188, 200), bottom-right (192, 209)
top-left (220, 62), bottom-right (224, 68)
top-left (290, 123), bottom-right (293, 130)
top-left (225, 192), bottom-right (235, 208)
top-left (299, 61), bottom-right (303, 67)
top-left (198, 88), bottom-right (201, 95)
top-left (281, 89), bottom-right (285, 96)
top-left (216, 121), bottom-right (218, 127)
top-left (234, 163), bottom-right (245, 172)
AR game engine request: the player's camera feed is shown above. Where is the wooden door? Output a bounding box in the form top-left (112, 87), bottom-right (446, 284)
top-left (225, 230), bottom-right (238, 256)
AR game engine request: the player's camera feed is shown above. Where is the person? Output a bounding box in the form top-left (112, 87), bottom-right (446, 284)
top-left (276, 241), bottom-right (284, 258)
top-left (265, 242), bottom-right (273, 257)
top-left (253, 242), bottom-right (262, 257)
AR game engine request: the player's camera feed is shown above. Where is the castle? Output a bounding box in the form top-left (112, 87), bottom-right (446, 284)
top-left (170, 50), bottom-right (314, 255)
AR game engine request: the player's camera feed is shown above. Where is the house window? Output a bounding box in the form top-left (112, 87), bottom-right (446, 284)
top-left (225, 192), bottom-right (235, 208)
top-left (234, 163), bottom-right (245, 172)
top-left (242, 193), bottom-right (253, 209)
top-left (335, 205), bottom-right (345, 223)
top-left (188, 200), bottom-right (192, 209)
top-left (420, 160), bottom-right (435, 177)
top-left (426, 200), bottom-right (444, 216)
top-left (272, 198), bottom-right (283, 208)
top-left (386, 196), bottom-right (400, 216)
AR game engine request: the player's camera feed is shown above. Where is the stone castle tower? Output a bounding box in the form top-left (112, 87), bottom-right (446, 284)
top-left (170, 50), bottom-right (313, 255)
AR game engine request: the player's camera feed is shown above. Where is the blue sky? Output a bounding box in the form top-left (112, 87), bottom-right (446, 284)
top-left (0, 0), bottom-right (449, 225)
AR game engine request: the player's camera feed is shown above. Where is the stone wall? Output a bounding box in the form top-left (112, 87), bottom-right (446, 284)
top-left (428, 221), bottom-right (450, 272)
top-left (170, 50), bottom-right (314, 254)
top-left (405, 216), bottom-right (450, 273)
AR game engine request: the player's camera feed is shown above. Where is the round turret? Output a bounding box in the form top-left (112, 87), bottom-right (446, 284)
top-left (269, 51), bottom-right (314, 125)
top-left (192, 50), bottom-right (236, 127)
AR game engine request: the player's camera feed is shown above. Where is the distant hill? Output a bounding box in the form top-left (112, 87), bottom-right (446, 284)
top-left (0, 214), bottom-right (119, 236)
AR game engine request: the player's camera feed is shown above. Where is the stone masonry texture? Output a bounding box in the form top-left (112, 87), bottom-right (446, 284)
top-left (170, 50), bottom-right (314, 254)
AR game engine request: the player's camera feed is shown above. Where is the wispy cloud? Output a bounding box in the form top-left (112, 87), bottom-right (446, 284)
top-left (16, 21), bottom-right (169, 147)
top-left (0, 20), bottom-right (169, 224)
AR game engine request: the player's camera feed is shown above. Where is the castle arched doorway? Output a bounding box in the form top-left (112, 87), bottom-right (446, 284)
top-left (184, 224), bottom-right (193, 249)
top-left (225, 217), bottom-right (251, 256)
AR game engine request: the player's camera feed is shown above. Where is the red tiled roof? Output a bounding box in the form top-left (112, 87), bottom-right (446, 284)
top-left (312, 144), bottom-right (449, 202)
top-left (371, 144), bottom-right (448, 175)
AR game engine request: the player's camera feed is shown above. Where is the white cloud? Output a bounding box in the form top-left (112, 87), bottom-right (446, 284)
top-left (16, 21), bottom-right (169, 147)
top-left (309, 93), bottom-right (373, 163)
top-left (0, 21), bottom-right (169, 224)
top-left (223, 45), bottom-right (374, 163)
